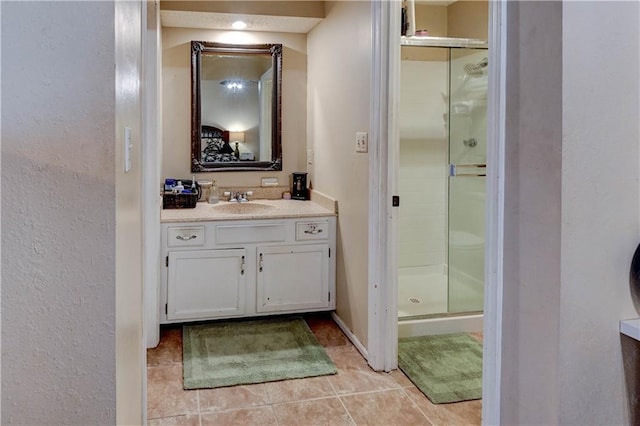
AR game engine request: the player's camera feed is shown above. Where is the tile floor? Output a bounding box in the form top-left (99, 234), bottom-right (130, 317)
top-left (147, 314), bottom-right (482, 426)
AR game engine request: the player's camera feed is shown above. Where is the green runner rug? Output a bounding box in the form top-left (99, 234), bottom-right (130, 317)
top-left (398, 333), bottom-right (482, 404)
top-left (183, 317), bottom-right (336, 389)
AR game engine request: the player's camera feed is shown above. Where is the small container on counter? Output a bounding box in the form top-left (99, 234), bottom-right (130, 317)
top-left (208, 180), bottom-right (219, 204)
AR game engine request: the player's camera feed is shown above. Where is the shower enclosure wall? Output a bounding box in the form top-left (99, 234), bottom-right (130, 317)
top-left (398, 38), bottom-right (487, 336)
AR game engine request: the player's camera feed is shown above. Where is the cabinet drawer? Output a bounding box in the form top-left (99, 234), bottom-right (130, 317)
top-left (167, 226), bottom-right (205, 247)
top-left (216, 223), bottom-right (285, 245)
top-left (296, 221), bottom-right (329, 241)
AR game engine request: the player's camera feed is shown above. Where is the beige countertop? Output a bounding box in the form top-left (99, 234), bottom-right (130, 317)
top-left (161, 199), bottom-right (336, 223)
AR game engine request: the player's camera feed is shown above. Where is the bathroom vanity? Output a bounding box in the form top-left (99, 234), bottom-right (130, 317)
top-left (160, 200), bottom-right (336, 324)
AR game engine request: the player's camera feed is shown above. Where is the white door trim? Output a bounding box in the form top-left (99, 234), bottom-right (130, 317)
top-left (367, 0), bottom-right (400, 372)
top-left (481, 1), bottom-right (506, 424)
top-left (368, 0), bottom-right (507, 422)
top-left (142, 0), bottom-right (162, 350)
top-left (141, 0), bottom-right (163, 422)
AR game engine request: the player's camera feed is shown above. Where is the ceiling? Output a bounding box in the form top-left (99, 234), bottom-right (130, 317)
top-left (159, 0), bottom-right (459, 33)
top-left (416, 0), bottom-right (457, 5)
top-left (160, 10), bottom-right (323, 33)
top-left (160, 1), bottom-right (325, 33)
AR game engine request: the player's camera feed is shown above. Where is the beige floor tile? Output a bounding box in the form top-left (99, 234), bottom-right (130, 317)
top-left (147, 365), bottom-right (198, 419)
top-left (325, 345), bottom-right (371, 371)
top-left (326, 346), bottom-right (401, 394)
top-left (147, 326), bottom-right (183, 366)
top-left (148, 414), bottom-right (200, 426)
top-left (265, 376), bottom-right (336, 404)
top-left (199, 383), bottom-right (270, 412)
top-left (329, 368), bottom-right (401, 395)
top-left (341, 389), bottom-right (431, 426)
top-left (272, 397), bottom-right (355, 426)
top-left (200, 406), bottom-right (278, 426)
top-left (405, 387), bottom-right (482, 426)
top-left (390, 368), bottom-right (416, 387)
top-left (305, 314), bottom-right (349, 347)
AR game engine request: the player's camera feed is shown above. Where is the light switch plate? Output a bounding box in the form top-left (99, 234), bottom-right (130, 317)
top-left (307, 148), bottom-right (314, 165)
top-left (124, 126), bottom-right (132, 172)
top-left (356, 132), bottom-right (368, 153)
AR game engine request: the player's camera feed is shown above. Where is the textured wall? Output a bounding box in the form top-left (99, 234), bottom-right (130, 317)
top-left (500, 1), bottom-right (640, 424)
top-left (1, 1), bottom-right (116, 424)
top-left (559, 1), bottom-right (639, 423)
top-left (500, 2), bottom-right (563, 423)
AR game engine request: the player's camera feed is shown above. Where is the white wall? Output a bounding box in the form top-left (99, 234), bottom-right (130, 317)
top-left (162, 27), bottom-right (307, 188)
top-left (559, 1), bottom-right (639, 423)
top-left (500, 2), bottom-right (640, 424)
top-left (399, 60), bottom-right (448, 269)
top-left (307, 1), bottom-right (371, 346)
top-left (1, 1), bottom-right (117, 423)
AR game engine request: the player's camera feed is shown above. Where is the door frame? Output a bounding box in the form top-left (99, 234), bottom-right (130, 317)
top-left (368, 1), bottom-right (507, 423)
top-left (367, 0), bottom-right (400, 372)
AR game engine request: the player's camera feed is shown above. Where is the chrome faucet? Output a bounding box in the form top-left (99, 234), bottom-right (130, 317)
top-left (224, 191), bottom-right (253, 203)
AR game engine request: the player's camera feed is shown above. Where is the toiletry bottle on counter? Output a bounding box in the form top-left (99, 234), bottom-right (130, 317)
top-left (174, 181), bottom-right (184, 193)
top-left (209, 180), bottom-right (219, 204)
top-left (164, 178), bottom-right (176, 192)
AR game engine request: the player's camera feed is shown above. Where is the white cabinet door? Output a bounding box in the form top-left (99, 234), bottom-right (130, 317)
top-left (256, 244), bottom-right (329, 312)
top-left (167, 249), bottom-right (246, 321)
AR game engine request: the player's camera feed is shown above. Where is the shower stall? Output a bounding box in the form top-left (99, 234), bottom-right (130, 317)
top-left (397, 37), bottom-right (487, 337)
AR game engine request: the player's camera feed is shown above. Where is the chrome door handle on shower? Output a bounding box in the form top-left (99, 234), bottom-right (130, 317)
top-left (449, 163), bottom-right (486, 177)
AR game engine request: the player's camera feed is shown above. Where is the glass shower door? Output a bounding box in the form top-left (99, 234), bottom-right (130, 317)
top-left (447, 48), bottom-right (487, 313)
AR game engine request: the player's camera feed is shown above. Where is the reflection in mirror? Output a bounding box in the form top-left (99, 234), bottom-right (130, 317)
top-left (191, 41), bottom-right (282, 172)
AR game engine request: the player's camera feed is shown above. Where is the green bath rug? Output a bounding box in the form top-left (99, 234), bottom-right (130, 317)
top-left (183, 317), bottom-right (337, 389)
top-left (398, 333), bottom-right (482, 404)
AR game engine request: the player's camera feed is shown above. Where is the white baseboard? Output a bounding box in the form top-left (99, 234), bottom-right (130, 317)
top-left (398, 314), bottom-right (483, 338)
top-left (330, 312), bottom-right (369, 360)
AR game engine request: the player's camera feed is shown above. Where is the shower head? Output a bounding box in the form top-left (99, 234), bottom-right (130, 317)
top-left (463, 58), bottom-right (488, 76)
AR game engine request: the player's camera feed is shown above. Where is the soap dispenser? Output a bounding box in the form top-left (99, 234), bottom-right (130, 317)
top-left (209, 180), bottom-right (219, 204)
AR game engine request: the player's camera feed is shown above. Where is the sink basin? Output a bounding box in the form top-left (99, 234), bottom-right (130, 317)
top-left (211, 202), bottom-right (276, 215)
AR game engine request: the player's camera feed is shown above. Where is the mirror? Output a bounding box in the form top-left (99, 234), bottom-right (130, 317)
top-left (191, 41), bottom-right (283, 172)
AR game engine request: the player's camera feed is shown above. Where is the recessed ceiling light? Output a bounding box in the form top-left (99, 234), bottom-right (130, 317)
top-left (231, 20), bottom-right (247, 30)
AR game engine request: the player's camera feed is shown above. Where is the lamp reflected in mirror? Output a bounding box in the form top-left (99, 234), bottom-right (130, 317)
top-left (230, 131), bottom-right (245, 160)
